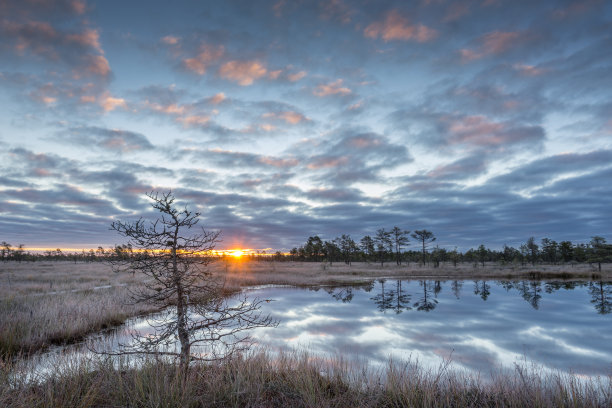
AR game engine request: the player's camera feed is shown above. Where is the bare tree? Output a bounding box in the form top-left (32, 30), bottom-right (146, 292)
top-left (107, 191), bottom-right (275, 372)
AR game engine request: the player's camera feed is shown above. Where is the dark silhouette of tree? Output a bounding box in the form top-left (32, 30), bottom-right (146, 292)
top-left (477, 244), bottom-right (488, 267)
top-left (411, 230), bottom-right (436, 266)
top-left (326, 286), bottom-right (354, 303)
top-left (525, 237), bottom-right (539, 266)
top-left (304, 235), bottom-right (323, 261)
top-left (450, 247), bottom-right (460, 267)
top-left (336, 234), bottom-right (358, 265)
top-left (360, 235), bottom-right (375, 262)
top-left (518, 280), bottom-right (542, 309)
top-left (390, 280), bottom-right (412, 314)
top-left (588, 236), bottom-right (611, 272)
top-left (559, 241), bottom-right (574, 263)
top-left (451, 280), bottom-right (463, 299)
top-left (473, 280), bottom-right (491, 301)
top-left (589, 281), bottom-right (612, 314)
top-left (541, 238), bottom-right (559, 264)
top-left (390, 227), bottom-right (409, 265)
top-left (1, 242), bottom-right (12, 262)
top-left (370, 279), bottom-right (394, 312)
top-left (107, 191), bottom-right (275, 372)
top-left (324, 240), bottom-right (340, 265)
top-left (413, 280), bottom-right (438, 312)
top-left (374, 229), bottom-right (392, 266)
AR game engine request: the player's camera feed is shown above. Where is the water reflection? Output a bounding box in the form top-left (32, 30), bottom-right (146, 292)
top-left (19, 279), bottom-right (612, 380)
top-left (325, 279), bottom-right (612, 315)
top-left (266, 279), bottom-right (612, 377)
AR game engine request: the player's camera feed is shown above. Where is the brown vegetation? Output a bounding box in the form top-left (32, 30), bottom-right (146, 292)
top-left (1, 260), bottom-right (609, 357)
top-left (1, 351), bottom-right (610, 407)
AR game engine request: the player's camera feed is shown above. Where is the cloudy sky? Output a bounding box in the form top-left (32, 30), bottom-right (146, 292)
top-left (0, 0), bottom-right (610, 251)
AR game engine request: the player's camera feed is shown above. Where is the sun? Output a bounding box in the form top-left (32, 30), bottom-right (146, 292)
top-left (230, 250), bottom-right (244, 258)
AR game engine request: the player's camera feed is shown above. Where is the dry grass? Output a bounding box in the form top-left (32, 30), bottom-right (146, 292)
top-left (0, 262), bottom-right (156, 357)
top-left (1, 351), bottom-right (610, 407)
top-left (1, 260), bottom-right (608, 357)
top-left (217, 260), bottom-right (611, 288)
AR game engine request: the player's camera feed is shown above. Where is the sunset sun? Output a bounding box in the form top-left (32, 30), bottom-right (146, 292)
top-left (230, 250), bottom-right (244, 258)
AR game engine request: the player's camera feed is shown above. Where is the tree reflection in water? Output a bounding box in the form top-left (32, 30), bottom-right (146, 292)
top-left (413, 280), bottom-right (438, 312)
top-left (322, 279), bottom-right (612, 315)
top-left (473, 280), bottom-right (491, 301)
top-left (589, 281), bottom-right (612, 314)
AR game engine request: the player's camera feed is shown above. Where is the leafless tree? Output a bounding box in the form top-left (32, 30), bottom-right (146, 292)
top-left (105, 191), bottom-right (276, 372)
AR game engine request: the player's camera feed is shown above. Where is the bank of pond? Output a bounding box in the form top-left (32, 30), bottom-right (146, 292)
top-left (2, 278), bottom-right (611, 407)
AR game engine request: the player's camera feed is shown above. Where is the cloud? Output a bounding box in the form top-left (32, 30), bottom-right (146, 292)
top-left (298, 130), bottom-right (412, 185)
top-left (100, 94), bottom-right (127, 112)
top-left (218, 60), bottom-right (267, 85)
top-left (180, 148), bottom-right (299, 169)
top-left (161, 35), bottom-right (180, 45)
top-left (182, 44), bottom-right (224, 75)
top-left (262, 110), bottom-right (308, 124)
top-left (208, 92), bottom-right (226, 104)
top-left (0, 18), bottom-right (111, 78)
top-left (459, 30), bottom-right (530, 62)
top-left (287, 70), bottom-right (307, 82)
top-left (59, 126), bottom-right (154, 153)
top-left (313, 79), bottom-right (351, 97)
top-left (364, 10), bottom-right (437, 43)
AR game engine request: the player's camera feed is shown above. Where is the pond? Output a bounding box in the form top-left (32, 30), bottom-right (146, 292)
top-left (18, 279), bottom-right (612, 379)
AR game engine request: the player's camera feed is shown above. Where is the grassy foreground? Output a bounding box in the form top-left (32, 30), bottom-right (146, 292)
top-left (2, 352), bottom-right (610, 408)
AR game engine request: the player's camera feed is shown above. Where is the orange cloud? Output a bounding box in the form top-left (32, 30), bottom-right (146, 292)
top-left (313, 79), bottom-right (351, 97)
top-left (219, 60), bottom-right (267, 85)
top-left (287, 70), bottom-right (307, 81)
top-left (513, 63), bottom-right (546, 76)
top-left (263, 111), bottom-right (307, 124)
top-left (268, 69), bottom-right (282, 79)
top-left (146, 101), bottom-right (186, 115)
top-left (71, 0), bottom-right (86, 14)
top-left (481, 31), bottom-right (520, 54)
top-left (177, 115), bottom-right (210, 126)
top-left (101, 95), bottom-right (127, 112)
top-left (85, 55), bottom-right (110, 76)
top-left (209, 92), bottom-right (226, 104)
top-left (307, 156), bottom-right (349, 169)
top-left (364, 10), bottom-right (437, 43)
top-left (460, 30), bottom-right (523, 62)
top-left (67, 29), bottom-right (103, 53)
top-left (161, 35), bottom-right (180, 45)
top-left (183, 45), bottom-right (224, 75)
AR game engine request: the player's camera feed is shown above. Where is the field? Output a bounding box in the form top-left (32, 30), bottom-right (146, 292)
top-left (1, 260), bottom-right (611, 407)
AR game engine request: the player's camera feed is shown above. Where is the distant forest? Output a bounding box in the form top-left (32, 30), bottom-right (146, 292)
top-left (2, 229), bottom-right (611, 271)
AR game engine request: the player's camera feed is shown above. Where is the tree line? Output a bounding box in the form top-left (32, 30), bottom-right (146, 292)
top-left (280, 232), bottom-right (612, 270)
top-left (2, 233), bottom-right (611, 270)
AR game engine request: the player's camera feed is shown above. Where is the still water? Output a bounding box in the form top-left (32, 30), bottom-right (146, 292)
top-left (22, 280), bottom-right (612, 378)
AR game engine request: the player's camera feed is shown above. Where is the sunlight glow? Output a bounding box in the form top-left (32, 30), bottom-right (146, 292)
top-left (230, 249), bottom-right (244, 258)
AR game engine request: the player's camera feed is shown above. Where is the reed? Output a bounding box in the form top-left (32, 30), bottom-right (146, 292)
top-left (1, 351), bottom-right (610, 407)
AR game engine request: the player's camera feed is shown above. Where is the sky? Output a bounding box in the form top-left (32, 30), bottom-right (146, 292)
top-left (0, 0), bottom-right (611, 251)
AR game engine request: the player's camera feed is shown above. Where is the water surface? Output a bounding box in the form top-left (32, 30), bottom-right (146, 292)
top-left (21, 279), bottom-right (612, 378)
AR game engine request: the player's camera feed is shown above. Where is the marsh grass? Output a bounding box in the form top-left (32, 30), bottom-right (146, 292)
top-left (1, 260), bottom-right (609, 357)
top-left (1, 351), bottom-right (610, 407)
top-left (0, 287), bottom-right (157, 357)
top-left (0, 263), bottom-right (157, 357)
